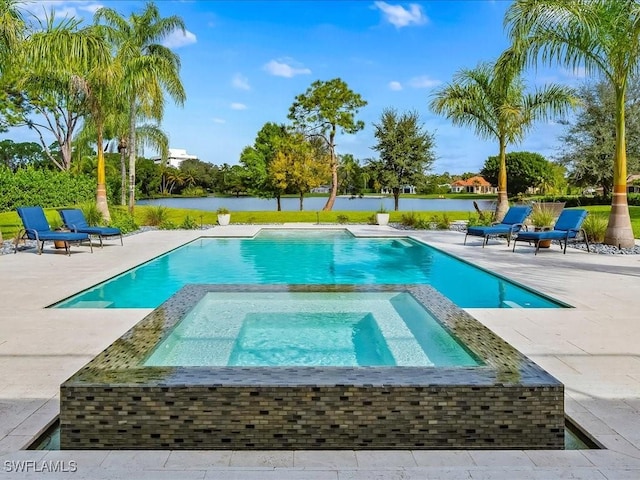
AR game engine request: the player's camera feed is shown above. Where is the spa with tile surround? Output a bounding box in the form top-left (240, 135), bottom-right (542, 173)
top-left (60, 284), bottom-right (564, 450)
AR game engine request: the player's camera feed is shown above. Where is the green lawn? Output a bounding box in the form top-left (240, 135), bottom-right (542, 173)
top-left (1, 205), bottom-right (639, 240)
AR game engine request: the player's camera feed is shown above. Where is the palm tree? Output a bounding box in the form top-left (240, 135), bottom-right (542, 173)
top-left (94, 2), bottom-right (186, 214)
top-left (0, 0), bottom-right (24, 73)
top-left (430, 61), bottom-right (576, 220)
top-left (502, 0), bottom-right (639, 248)
top-left (76, 111), bottom-right (169, 205)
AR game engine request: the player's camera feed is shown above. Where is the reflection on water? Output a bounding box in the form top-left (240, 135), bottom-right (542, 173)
top-left (138, 196), bottom-right (495, 212)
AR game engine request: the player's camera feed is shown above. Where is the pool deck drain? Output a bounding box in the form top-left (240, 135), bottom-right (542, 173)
top-left (0, 225), bottom-right (639, 476)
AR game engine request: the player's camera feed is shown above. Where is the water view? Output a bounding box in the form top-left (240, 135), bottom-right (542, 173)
top-left (138, 196), bottom-right (496, 212)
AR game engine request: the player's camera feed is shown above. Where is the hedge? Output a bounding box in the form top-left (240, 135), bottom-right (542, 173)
top-left (0, 166), bottom-right (95, 212)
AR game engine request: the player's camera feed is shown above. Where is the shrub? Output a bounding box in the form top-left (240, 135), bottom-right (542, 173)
top-left (181, 186), bottom-right (207, 197)
top-left (216, 207), bottom-right (230, 215)
top-left (180, 215), bottom-right (200, 229)
top-left (109, 208), bottom-right (138, 234)
top-left (0, 166), bottom-right (94, 212)
top-left (144, 206), bottom-right (170, 226)
top-left (367, 214), bottom-right (377, 225)
top-left (414, 217), bottom-right (430, 229)
top-left (400, 211), bottom-right (420, 227)
top-left (159, 219), bottom-right (177, 230)
top-left (467, 213), bottom-right (492, 227)
top-left (427, 213), bottom-right (451, 230)
top-left (81, 202), bottom-right (102, 226)
top-left (336, 214), bottom-right (349, 224)
top-left (583, 214), bottom-right (608, 243)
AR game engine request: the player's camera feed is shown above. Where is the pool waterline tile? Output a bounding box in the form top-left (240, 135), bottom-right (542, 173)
top-left (60, 284), bottom-right (564, 450)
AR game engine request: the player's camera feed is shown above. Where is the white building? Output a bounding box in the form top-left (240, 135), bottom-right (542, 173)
top-left (152, 148), bottom-right (198, 168)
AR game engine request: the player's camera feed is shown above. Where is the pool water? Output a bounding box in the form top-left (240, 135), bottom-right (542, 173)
top-left (56, 230), bottom-right (564, 309)
top-left (143, 292), bottom-right (481, 367)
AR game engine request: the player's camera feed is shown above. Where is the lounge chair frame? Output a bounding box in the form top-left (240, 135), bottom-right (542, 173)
top-left (15, 207), bottom-right (93, 256)
top-left (59, 209), bottom-right (123, 247)
top-left (512, 210), bottom-right (590, 255)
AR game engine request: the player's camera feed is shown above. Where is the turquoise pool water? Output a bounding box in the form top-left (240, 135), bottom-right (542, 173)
top-left (143, 292), bottom-right (481, 367)
top-left (55, 230), bottom-right (564, 309)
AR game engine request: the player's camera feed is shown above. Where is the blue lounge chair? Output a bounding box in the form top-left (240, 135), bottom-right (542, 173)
top-left (512, 209), bottom-right (590, 255)
top-left (59, 209), bottom-right (123, 247)
top-left (15, 206), bottom-right (93, 255)
top-left (464, 205), bottom-right (532, 247)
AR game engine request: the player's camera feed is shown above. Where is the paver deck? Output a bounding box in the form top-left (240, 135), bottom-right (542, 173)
top-left (1, 224), bottom-right (639, 479)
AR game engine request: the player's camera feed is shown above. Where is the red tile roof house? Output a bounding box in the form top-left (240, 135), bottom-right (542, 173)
top-left (450, 176), bottom-right (497, 194)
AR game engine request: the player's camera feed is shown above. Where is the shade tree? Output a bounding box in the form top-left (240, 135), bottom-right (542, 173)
top-left (288, 78), bottom-right (367, 211)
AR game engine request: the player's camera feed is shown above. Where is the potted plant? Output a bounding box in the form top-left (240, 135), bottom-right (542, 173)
top-left (216, 207), bottom-right (230, 226)
top-left (48, 215), bottom-right (69, 249)
top-left (375, 205), bottom-right (389, 226)
top-left (529, 206), bottom-right (555, 248)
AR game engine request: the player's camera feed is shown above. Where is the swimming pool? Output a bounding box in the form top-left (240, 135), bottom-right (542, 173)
top-left (143, 292), bottom-right (481, 367)
top-left (55, 229), bottom-right (565, 309)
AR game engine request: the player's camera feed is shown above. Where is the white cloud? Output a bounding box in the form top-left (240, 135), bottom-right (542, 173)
top-left (263, 59), bottom-right (311, 78)
top-left (230, 103), bottom-right (247, 110)
top-left (374, 2), bottom-right (428, 28)
top-left (560, 66), bottom-right (587, 79)
top-left (388, 81), bottom-right (403, 91)
top-left (232, 73), bottom-right (251, 91)
top-left (162, 29), bottom-right (197, 49)
top-left (408, 75), bottom-right (441, 88)
top-left (212, 118), bottom-right (226, 124)
top-left (21, 1), bottom-right (103, 20)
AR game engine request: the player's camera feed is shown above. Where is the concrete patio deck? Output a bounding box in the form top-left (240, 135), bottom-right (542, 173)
top-left (1, 224), bottom-right (639, 479)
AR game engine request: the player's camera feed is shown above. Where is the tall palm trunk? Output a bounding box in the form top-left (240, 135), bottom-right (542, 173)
top-left (495, 135), bottom-right (509, 222)
top-left (605, 86), bottom-right (634, 248)
top-left (323, 127), bottom-right (337, 211)
top-left (118, 138), bottom-right (127, 205)
top-left (127, 101), bottom-right (137, 214)
top-left (95, 124), bottom-right (111, 222)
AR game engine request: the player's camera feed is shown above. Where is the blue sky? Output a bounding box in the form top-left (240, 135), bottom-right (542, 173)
top-left (11, 0), bottom-right (586, 174)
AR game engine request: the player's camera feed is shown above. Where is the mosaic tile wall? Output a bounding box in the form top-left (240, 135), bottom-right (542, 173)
top-left (60, 284), bottom-right (564, 450)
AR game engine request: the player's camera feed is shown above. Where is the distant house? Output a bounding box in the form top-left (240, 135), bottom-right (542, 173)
top-left (152, 148), bottom-right (198, 169)
top-left (311, 185), bottom-right (331, 194)
top-left (381, 185), bottom-right (416, 194)
top-left (627, 174), bottom-right (640, 194)
top-left (450, 176), bottom-right (496, 194)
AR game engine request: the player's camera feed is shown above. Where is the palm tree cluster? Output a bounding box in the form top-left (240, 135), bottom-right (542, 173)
top-left (431, 0), bottom-right (639, 247)
top-left (0, 0), bottom-right (186, 221)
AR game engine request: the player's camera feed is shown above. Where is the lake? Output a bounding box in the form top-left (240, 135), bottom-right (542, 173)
top-left (138, 196), bottom-right (496, 212)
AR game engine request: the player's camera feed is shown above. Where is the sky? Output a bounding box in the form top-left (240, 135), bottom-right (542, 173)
top-left (8, 0), bottom-right (587, 174)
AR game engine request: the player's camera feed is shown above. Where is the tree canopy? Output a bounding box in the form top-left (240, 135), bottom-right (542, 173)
top-left (557, 80), bottom-right (640, 196)
top-left (481, 151), bottom-right (556, 196)
top-left (288, 78), bottom-right (367, 211)
top-left (370, 108), bottom-right (435, 210)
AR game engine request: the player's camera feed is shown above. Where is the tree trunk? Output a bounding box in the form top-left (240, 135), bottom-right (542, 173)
top-left (495, 135), bottom-right (509, 222)
top-left (276, 194), bottom-right (281, 211)
top-left (299, 192), bottom-right (304, 211)
top-left (604, 86), bottom-right (635, 248)
top-left (127, 100), bottom-right (137, 215)
top-left (95, 126), bottom-right (111, 222)
top-left (119, 139), bottom-right (127, 206)
top-left (323, 127), bottom-right (337, 211)
top-left (393, 189), bottom-right (400, 211)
